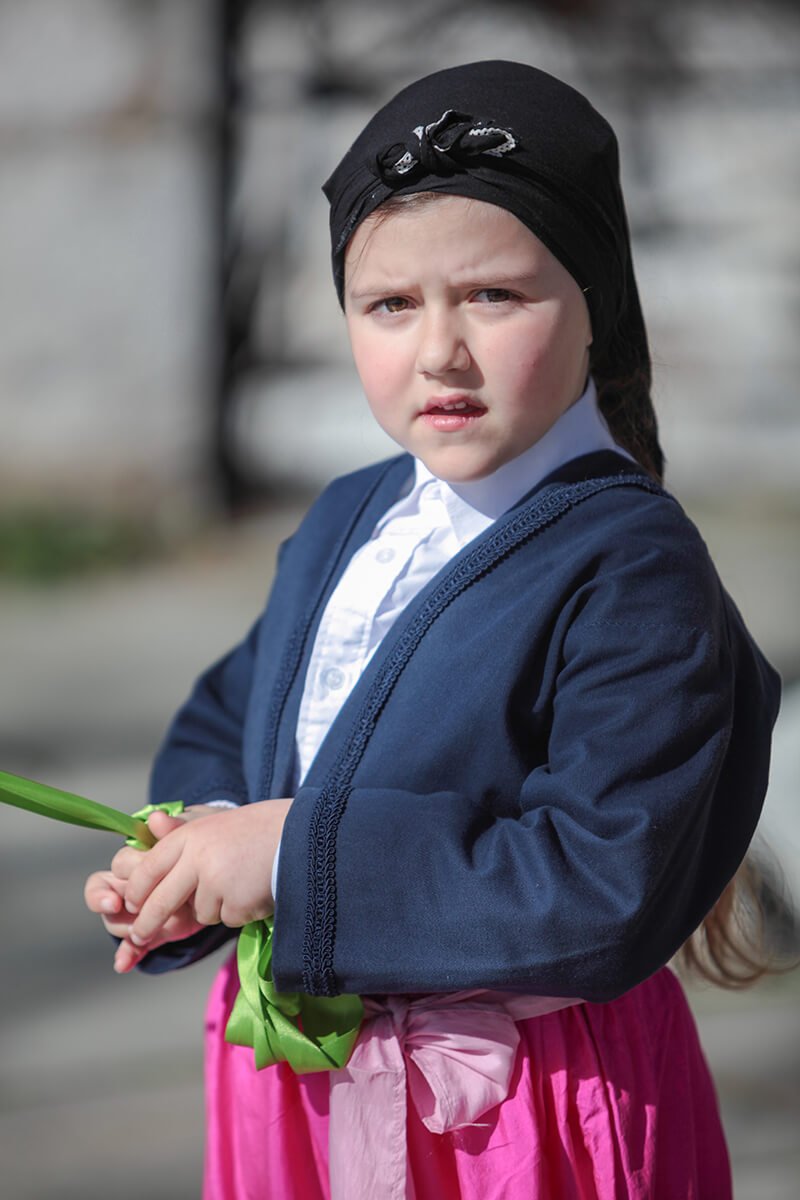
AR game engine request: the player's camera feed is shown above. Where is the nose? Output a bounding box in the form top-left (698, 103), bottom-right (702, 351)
top-left (415, 307), bottom-right (471, 376)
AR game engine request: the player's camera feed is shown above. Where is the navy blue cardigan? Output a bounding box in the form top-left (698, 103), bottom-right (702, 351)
top-left (141, 451), bottom-right (781, 1003)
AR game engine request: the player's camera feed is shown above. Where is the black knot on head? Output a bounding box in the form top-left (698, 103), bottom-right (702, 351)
top-left (373, 108), bottom-right (518, 186)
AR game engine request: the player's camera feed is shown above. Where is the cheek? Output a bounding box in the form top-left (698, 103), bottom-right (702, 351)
top-left (488, 331), bottom-right (552, 396)
top-left (504, 313), bottom-right (587, 384)
top-left (350, 329), bottom-right (410, 404)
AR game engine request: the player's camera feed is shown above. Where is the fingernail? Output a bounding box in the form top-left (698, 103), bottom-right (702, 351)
top-left (125, 900), bottom-right (139, 914)
top-left (100, 897), bottom-right (117, 913)
top-left (129, 931), bottom-right (146, 947)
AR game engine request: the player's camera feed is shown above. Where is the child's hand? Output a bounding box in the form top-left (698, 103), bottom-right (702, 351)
top-left (119, 799), bottom-right (292, 952)
top-left (84, 808), bottom-right (218, 973)
top-left (84, 869), bottom-right (206, 972)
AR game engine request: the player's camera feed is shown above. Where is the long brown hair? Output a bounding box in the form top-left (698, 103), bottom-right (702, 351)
top-left (676, 852), bottom-right (797, 989)
top-left (593, 364), bottom-right (664, 483)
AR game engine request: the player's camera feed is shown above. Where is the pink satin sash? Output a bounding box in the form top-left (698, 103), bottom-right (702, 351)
top-left (328, 989), bottom-right (583, 1200)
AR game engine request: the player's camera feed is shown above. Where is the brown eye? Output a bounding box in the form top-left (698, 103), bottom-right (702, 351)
top-left (374, 296), bottom-right (408, 314)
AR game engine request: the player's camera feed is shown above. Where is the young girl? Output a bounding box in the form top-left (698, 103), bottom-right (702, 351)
top-left (85, 61), bottom-right (781, 1198)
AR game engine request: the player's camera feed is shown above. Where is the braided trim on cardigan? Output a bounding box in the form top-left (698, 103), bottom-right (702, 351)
top-left (302, 473), bottom-right (669, 995)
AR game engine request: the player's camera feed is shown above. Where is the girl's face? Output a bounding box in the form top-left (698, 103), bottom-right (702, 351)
top-left (344, 195), bottom-right (592, 483)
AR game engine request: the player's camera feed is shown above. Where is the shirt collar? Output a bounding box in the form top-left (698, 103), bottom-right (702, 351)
top-left (411, 376), bottom-right (633, 545)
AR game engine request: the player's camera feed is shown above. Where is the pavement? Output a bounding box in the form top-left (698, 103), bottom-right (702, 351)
top-left (1, 499), bottom-right (798, 1199)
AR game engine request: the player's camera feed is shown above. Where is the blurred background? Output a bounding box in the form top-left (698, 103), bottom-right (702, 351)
top-left (0, 1), bottom-right (798, 1196)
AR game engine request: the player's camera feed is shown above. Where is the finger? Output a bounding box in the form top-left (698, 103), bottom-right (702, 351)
top-left (129, 861), bottom-right (197, 945)
top-left (108, 906), bottom-right (196, 944)
top-left (84, 871), bottom-right (127, 915)
top-left (101, 911), bottom-right (136, 938)
top-left (220, 896), bottom-right (274, 928)
top-left (110, 844), bottom-right (146, 881)
top-left (147, 811), bottom-right (187, 839)
top-left (193, 882), bottom-right (222, 927)
top-left (113, 938), bottom-right (149, 974)
top-left (124, 833), bottom-right (185, 914)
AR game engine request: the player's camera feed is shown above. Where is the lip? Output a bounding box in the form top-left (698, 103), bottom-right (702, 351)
top-left (420, 395), bottom-right (487, 416)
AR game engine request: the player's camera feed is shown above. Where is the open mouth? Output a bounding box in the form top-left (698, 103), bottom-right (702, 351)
top-left (426, 403), bottom-right (484, 415)
top-left (421, 397), bottom-right (487, 417)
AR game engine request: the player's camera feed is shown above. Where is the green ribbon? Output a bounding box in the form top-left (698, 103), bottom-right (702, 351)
top-left (225, 915), bottom-right (363, 1071)
top-left (0, 768), bottom-right (362, 1072)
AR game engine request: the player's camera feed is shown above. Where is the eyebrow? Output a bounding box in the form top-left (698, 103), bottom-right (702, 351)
top-left (347, 271), bottom-right (540, 302)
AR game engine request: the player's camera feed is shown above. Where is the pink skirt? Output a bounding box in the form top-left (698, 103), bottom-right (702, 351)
top-left (203, 955), bottom-right (731, 1199)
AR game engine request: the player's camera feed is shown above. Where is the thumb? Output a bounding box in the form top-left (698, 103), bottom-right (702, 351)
top-left (146, 810), bottom-right (186, 840)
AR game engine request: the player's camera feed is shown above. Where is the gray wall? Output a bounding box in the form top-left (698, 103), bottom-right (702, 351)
top-left (0, 0), bottom-right (217, 524)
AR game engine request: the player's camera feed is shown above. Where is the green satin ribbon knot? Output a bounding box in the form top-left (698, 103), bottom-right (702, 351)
top-left (127, 800), bottom-right (186, 844)
top-left (226, 916), bottom-right (363, 1071)
top-left (0, 769), bottom-right (363, 1072)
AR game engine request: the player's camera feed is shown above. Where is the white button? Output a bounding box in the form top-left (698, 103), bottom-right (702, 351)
top-left (376, 547), bottom-right (396, 564)
top-left (322, 666), bottom-right (345, 690)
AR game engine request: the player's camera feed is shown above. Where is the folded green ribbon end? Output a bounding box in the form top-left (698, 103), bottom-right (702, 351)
top-left (128, 801), bottom-right (187, 847)
top-left (225, 917), bottom-right (364, 1073)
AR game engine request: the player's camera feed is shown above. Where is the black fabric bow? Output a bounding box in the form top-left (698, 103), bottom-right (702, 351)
top-left (374, 109), bottom-right (518, 185)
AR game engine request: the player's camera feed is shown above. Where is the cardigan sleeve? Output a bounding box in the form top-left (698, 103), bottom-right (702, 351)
top-left (272, 528), bottom-right (781, 1002)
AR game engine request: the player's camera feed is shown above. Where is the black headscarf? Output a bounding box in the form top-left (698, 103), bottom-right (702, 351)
top-left (322, 60), bottom-right (663, 480)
